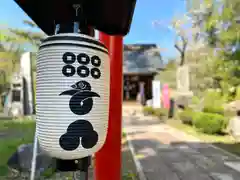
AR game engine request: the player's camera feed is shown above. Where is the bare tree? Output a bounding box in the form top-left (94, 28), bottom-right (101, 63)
top-left (153, 14), bottom-right (201, 66)
top-left (171, 15), bottom-right (196, 66)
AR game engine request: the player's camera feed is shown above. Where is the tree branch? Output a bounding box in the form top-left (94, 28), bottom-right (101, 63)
top-left (174, 43), bottom-right (182, 53)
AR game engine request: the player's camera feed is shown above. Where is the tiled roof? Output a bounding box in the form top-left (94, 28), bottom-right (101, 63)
top-left (123, 44), bottom-right (163, 74)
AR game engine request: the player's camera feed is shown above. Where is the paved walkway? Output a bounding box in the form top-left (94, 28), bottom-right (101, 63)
top-left (123, 107), bottom-right (240, 180)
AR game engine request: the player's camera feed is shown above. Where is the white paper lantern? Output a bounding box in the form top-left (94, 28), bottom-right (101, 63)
top-left (36, 33), bottom-right (110, 160)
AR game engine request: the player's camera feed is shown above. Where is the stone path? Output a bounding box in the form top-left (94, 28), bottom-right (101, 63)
top-left (123, 107), bottom-right (240, 180)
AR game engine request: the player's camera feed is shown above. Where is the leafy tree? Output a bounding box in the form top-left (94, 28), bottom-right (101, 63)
top-left (185, 0), bottom-right (240, 100)
top-left (155, 0), bottom-right (240, 99)
top-left (0, 20), bottom-right (44, 93)
top-left (9, 20), bottom-right (45, 50)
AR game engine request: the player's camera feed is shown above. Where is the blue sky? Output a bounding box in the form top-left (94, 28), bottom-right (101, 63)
top-left (0, 0), bottom-right (186, 61)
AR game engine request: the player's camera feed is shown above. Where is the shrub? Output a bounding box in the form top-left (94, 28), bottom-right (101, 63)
top-left (192, 112), bottom-right (225, 134)
top-left (222, 117), bottom-right (230, 130)
top-left (235, 86), bottom-right (240, 100)
top-left (203, 106), bottom-right (224, 115)
top-left (154, 108), bottom-right (168, 118)
top-left (203, 90), bottom-right (225, 107)
top-left (178, 109), bottom-right (195, 125)
top-left (191, 96), bottom-right (200, 105)
top-left (143, 106), bottom-right (154, 115)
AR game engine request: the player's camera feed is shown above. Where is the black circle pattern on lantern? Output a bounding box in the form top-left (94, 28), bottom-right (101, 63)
top-left (77, 53), bottom-right (90, 65)
top-left (91, 68), bottom-right (101, 79)
top-left (91, 56), bottom-right (101, 67)
top-left (61, 52), bottom-right (102, 79)
top-left (77, 66), bottom-right (90, 78)
top-left (59, 120), bottom-right (99, 151)
top-left (62, 52), bottom-right (76, 64)
top-left (62, 65), bottom-right (76, 77)
top-left (59, 134), bottom-right (80, 151)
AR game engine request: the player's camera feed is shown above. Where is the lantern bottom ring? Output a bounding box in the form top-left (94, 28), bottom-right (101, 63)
top-left (55, 156), bottom-right (91, 174)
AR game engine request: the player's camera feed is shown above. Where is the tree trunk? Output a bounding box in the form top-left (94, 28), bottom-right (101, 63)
top-left (180, 52), bottom-right (185, 66)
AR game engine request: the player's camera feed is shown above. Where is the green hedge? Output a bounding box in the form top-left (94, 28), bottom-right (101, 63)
top-left (143, 106), bottom-right (154, 115)
top-left (203, 90), bottom-right (225, 107)
top-left (178, 109), bottom-right (195, 125)
top-left (154, 108), bottom-right (168, 118)
top-left (202, 106), bottom-right (224, 115)
top-left (142, 107), bottom-right (169, 121)
top-left (236, 86), bottom-right (240, 100)
top-left (191, 96), bottom-right (200, 105)
top-left (193, 112), bottom-right (225, 134)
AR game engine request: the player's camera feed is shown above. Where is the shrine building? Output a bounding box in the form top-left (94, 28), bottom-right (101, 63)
top-left (123, 44), bottom-right (164, 101)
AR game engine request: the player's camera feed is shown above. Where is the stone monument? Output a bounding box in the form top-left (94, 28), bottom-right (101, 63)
top-left (176, 65), bottom-right (193, 108)
top-left (20, 52), bottom-right (34, 115)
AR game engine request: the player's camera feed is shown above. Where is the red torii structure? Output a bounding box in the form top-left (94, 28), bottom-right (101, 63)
top-left (95, 33), bottom-right (123, 180)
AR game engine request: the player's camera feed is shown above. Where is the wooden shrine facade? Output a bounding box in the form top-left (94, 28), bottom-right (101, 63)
top-left (123, 73), bottom-right (156, 101)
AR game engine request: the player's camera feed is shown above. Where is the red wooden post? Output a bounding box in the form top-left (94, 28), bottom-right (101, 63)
top-left (98, 32), bottom-right (111, 49)
top-left (94, 33), bottom-right (123, 180)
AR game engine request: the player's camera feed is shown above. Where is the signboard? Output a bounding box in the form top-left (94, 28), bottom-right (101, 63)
top-left (152, 80), bottom-right (161, 108)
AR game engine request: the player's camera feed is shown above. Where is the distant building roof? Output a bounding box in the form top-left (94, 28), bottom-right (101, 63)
top-left (123, 44), bottom-right (164, 75)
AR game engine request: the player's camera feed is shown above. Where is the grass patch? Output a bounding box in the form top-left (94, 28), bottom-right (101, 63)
top-left (122, 131), bottom-right (127, 138)
top-left (0, 120), bottom-right (138, 179)
top-left (166, 119), bottom-right (240, 157)
top-left (0, 119), bottom-right (36, 177)
top-left (0, 119), bottom-right (35, 131)
top-left (122, 131), bottom-right (138, 180)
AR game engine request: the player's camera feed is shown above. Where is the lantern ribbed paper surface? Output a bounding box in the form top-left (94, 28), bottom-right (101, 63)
top-left (36, 33), bottom-right (110, 160)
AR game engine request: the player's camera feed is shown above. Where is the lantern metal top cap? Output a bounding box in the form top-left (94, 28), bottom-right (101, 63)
top-left (14, 0), bottom-right (137, 36)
